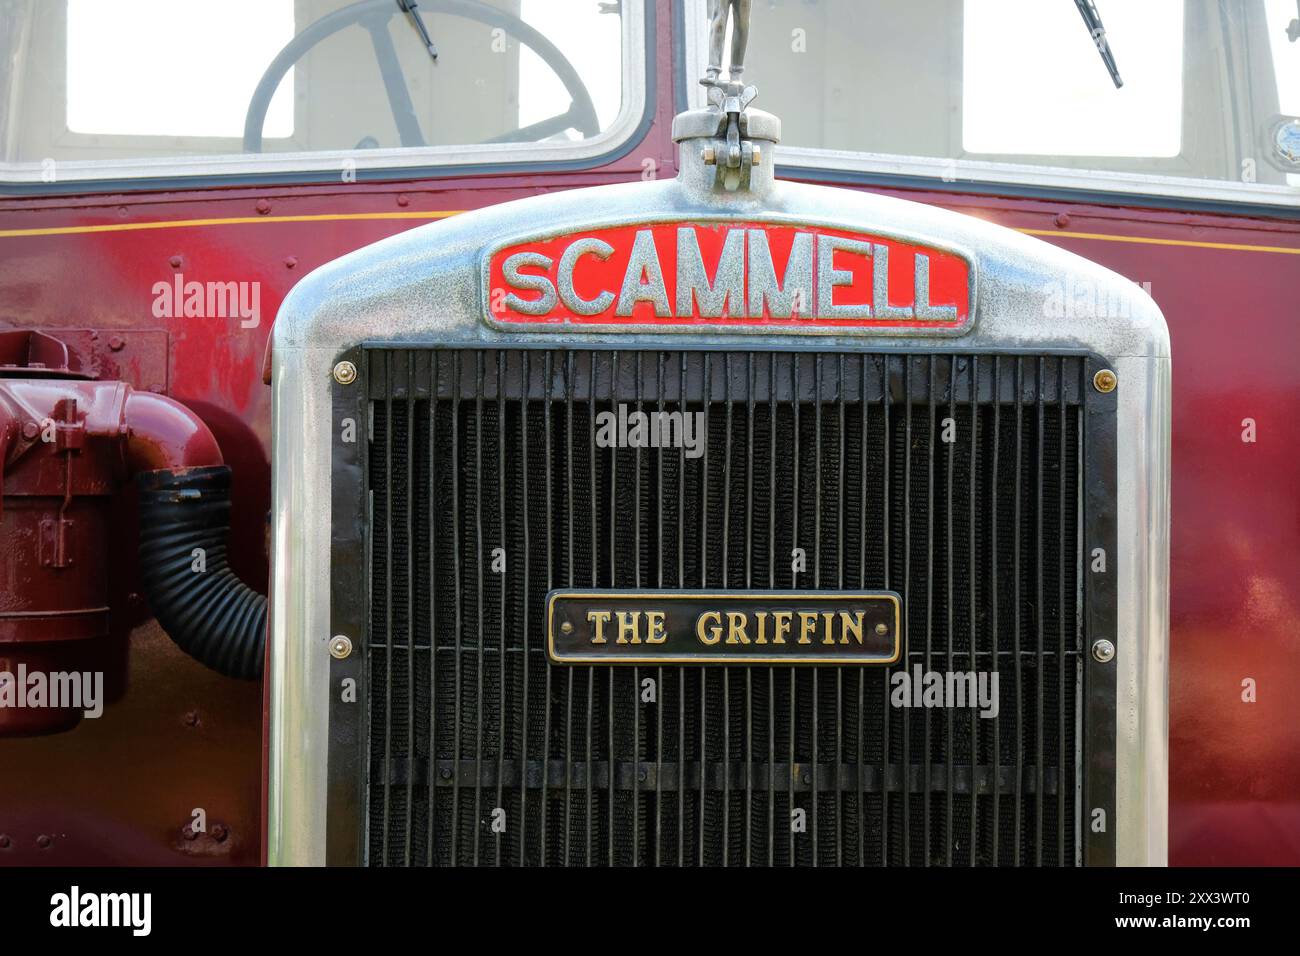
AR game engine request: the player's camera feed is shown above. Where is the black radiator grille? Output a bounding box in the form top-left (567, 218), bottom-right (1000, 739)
top-left (363, 349), bottom-right (1084, 866)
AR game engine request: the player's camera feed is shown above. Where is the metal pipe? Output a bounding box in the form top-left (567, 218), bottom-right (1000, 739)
top-left (123, 389), bottom-right (224, 473)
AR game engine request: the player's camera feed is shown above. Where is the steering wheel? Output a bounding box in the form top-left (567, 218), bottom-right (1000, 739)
top-left (243, 0), bottom-right (601, 153)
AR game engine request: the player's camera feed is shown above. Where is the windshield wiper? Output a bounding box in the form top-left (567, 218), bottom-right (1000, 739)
top-left (398, 0), bottom-right (438, 61)
top-left (1074, 0), bottom-right (1123, 88)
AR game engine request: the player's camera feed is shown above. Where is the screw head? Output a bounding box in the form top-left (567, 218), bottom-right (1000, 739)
top-left (333, 360), bottom-right (358, 385)
top-left (1092, 638), bottom-right (1116, 663)
top-left (874, 622), bottom-right (889, 636)
top-left (329, 635), bottom-right (353, 660)
top-left (560, 621), bottom-right (573, 634)
top-left (1093, 369), bottom-right (1118, 393)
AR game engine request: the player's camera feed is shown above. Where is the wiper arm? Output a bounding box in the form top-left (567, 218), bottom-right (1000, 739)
top-left (1074, 0), bottom-right (1123, 88)
top-left (397, 0), bottom-right (438, 62)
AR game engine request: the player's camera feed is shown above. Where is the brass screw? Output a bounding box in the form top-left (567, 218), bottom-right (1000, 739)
top-left (329, 635), bottom-right (353, 660)
top-left (560, 621), bottom-right (573, 634)
top-left (874, 622), bottom-right (888, 636)
top-left (1093, 369), bottom-right (1117, 393)
top-left (333, 360), bottom-right (358, 385)
top-left (1092, 638), bottom-right (1116, 663)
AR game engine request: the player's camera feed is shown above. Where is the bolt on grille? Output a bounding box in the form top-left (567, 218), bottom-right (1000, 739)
top-left (361, 348), bottom-right (1086, 866)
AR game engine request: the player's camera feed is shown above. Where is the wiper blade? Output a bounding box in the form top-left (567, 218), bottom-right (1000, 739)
top-left (397, 0), bottom-right (438, 61)
top-left (1074, 0), bottom-right (1123, 88)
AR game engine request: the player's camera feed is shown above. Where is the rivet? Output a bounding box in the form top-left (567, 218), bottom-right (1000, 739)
top-left (108, 335), bottom-right (126, 352)
top-left (1093, 369), bottom-right (1117, 393)
top-left (333, 360), bottom-right (358, 385)
top-left (256, 198), bottom-right (272, 215)
top-left (0, 835), bottom-right (11, 850)
top-left (874, 622), bottom-right (888, 636)
top-left (169, 254), bottom-right (183, 269)
top-left (330, 635), bottom-right (353, 660)
top-left (21, 421), bottom-right (39, 440)
top-left (1092, 639), bottom-right (1115, 663)
top-left (36, 834), bottom-right (52, 849)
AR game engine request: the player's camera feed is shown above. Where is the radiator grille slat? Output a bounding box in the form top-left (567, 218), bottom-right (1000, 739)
top-left (880, 356), bottom-right (891, 866)
top-left (364, 349), bottom-right (1083, 866)
top-left (1012, 356), bottom-right (1024, 864)
top-left (990, 355), bottom-right (1001, 866)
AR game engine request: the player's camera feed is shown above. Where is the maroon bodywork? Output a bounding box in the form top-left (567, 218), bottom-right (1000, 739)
top-left (0, 10), bottom-right (1297, 866)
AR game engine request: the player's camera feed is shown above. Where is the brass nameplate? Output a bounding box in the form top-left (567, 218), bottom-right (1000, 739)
top-left (546, 590), bottom-right (902, 665)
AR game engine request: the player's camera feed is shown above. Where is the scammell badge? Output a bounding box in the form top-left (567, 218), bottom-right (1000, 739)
top-left (484, 221), bottom-right (973, 335)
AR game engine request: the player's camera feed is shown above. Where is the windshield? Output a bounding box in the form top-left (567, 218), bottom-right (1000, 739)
top-left (684, 0), bottom-right (1300, 198)
top-left (0, 0), bottom-right (641, 183)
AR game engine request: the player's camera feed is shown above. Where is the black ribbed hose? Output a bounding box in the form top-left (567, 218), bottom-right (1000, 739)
top-left (136, 466), bottom-right (266, 679)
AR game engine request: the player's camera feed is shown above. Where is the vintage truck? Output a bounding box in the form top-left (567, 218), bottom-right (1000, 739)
top-left (0, 0), bottom-right (1296, 868)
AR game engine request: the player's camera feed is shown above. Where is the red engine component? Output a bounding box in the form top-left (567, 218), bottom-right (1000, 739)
top-left (0, 330), bottom-right (222, 735)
